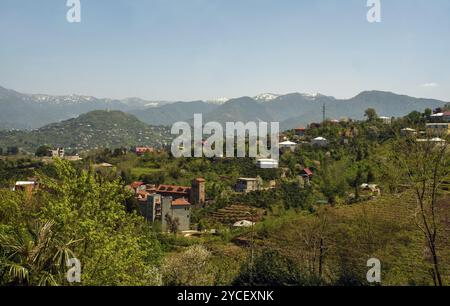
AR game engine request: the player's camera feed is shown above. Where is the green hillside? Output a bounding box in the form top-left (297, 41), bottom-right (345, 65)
top-left (0, 110), bottom-right (172, 153)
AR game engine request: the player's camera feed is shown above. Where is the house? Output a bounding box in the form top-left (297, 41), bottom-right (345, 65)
top-left (190, 178), bottom-right (206, 206)
top-left (257, 158), bottom-right (279, 169)
top-left (430, 111), bottom-right (450, 122)
top-left (416, 137), bottom-right (446, 145)
top-left (99, 162), bottom-right (113, 167)
top-left (130, 178), bottom-right (206, 207)
top-left (64, 155), bottom-right (83, 162)
top-left (135, 147), bottom-right (154, 156)
top-left (130, 181), bottom-right (145, 191)
top-left (233, 220), bottom-right (255, 228)
top-left (139, 194), bottom-right (191, 232)
top-left (13, 181), bottom-right (38, 199)
top-left (13, 181), bottom-right (38, 193)
top-left (163, 197), bottom-right (191, 232)
top-left (300, 168), bottom-right (314, 184)
top-left (426, 123), bottom-right (450, 136)
top-left (129, 178), bottom-right (205, 231)
top-left (294, 127), bottom-right (306, 137)
top-left (49, 148), bottom-right (64, 158)
top-left (138, 193), bottom-right (162, 223)
top-left (235, 178), bottom-right (261, 193)
top-left (279, 140), bottom-right (297, 152)
top-left (300, 168), bottom-right (313, 179)
top-left (431, 113), bottom-right (444, 120)
top-left (444, 111), bottom-right (450, 122)
top-left (379, 116), bottom-right (392, 124)
top-left (360, 184), bottom-right (381, 196)
top-left (400, 128), bottom-right (417, 137)
top-left (311, 137), bottom-right (329, 147)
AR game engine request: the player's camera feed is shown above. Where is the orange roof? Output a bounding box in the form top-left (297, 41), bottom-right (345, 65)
top-left (194, 178), bottom-right (206, 182)
top-left (172, 198), bottom-right (191, 206)
top-left (303, 168), bottom-right (313, 176)
top-left (137, 190), bottom-right (150, 200)
top-left (131, 181), bottom-right (144, 189)
top-left (136, 147), bottom-right (154, 153)
top-left (157, 184), bottom-right (191, 194)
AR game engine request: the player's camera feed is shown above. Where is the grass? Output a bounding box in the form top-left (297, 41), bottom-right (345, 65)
top-left (130, 167), bottom-right (162, 178)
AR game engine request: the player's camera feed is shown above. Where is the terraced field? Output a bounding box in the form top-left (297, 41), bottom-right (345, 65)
top-left (210, 205), bottom-right (266, 225)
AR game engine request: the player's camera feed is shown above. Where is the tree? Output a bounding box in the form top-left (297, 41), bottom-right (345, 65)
top-left (165, 213), bottom-right (180, 235)
top-left (364, 108), bottom-right (378, 122)
top-left (162, 245), bottom-right (214, 285)
top-left (406, 111), bottom-right (423, 125)
top-left (346, 164), bottom-right (366, 201)
top-left (7, 146), bottom-right (19, 155)
top-left (392, 137), bottom-right (449, 286)
top-left (35, 145), bottom-right (51, 157)
top-left (0, 221), bottom-right (78, 286)
top-left (1, 159), bottom-right (162, 286)
top-left (233, 250), bottom-right (316, 286)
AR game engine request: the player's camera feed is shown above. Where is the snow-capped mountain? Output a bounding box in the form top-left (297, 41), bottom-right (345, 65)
top-left (0, 85), bottom-right (446, 131)
top-left (254, 93), bottom-right (281, 102)
top-left (30, 94), bottom-right (98, 105)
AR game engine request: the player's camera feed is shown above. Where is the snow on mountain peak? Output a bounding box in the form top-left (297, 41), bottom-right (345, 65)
top-left (254, 93), bottom-right (280, 102)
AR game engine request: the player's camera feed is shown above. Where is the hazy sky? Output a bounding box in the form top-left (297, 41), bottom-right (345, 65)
top-left (0, 0), bottom-right (449, 101)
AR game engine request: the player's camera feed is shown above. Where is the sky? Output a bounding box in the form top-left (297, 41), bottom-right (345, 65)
top-left (0, 0), bottom-right (449, 101)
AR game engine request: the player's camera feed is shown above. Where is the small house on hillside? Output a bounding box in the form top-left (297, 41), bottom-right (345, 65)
top-left (257, 159), bottom-right (279, 169)
top-left (400, 128), bottom-right (417, 137)
top-left (279, 140), bottom-right (297, 152)
top-left (135, 147), bottom-right (154, 156)
top-left (49, 148), bottom-right (65, 158)
top-left (294, 127), bottom-right (306, 137)
top-left (235, 178), bottom-right (261, 193)
top-left (311, 137), bottom-right (329, 147)
top-left (233, 220), bottom-right (255, 228)
top-left (379, 116), bottom-right (392, 124)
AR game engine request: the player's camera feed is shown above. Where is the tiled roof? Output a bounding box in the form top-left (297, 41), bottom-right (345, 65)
top-left (172, 198), bottom-right (191, 206)
top-left (131, 181), bottom-right (145, 189)
top-left (303, 168), bottom-right (313, 176)
top-left (157, 184), bottom-right (191, 194)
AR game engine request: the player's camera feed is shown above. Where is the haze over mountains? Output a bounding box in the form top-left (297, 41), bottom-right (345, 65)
top-left (0, 85), bottom-right (447, 131)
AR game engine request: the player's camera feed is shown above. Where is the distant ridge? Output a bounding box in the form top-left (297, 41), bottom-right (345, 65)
top-left (0, 85), bottom-right (447, 131)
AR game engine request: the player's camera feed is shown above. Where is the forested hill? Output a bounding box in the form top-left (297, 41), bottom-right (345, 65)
top-left (0, 110), bottom-right (172, 153)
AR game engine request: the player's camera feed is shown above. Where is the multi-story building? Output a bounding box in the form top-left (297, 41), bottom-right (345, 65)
top-left (426, 123), bottom-right (450, 136)
top-left (130, 178), bottom-right (206, 232)
top-left (137, 193), bottom-right (191, 232)
top-left (162, 197), bottom-right (191, 232)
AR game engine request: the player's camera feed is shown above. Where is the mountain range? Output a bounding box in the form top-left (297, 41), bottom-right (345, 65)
top-left (0, 85), bottom-right (447, 131)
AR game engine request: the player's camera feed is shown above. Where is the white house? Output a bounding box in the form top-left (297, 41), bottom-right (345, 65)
top-left (379, 116), bottom-right (392, 124)
top-left (257, 159), bottom-right (279, 169)
top-left (311, 137), bottom-right (329, 147)
top-left (233, 220), bottom-right (255, 228)
top-left (279, 140), bottom-right (297, 152)
top-left (400, 128), bottom-right (417, 137)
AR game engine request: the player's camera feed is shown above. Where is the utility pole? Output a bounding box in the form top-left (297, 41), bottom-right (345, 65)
top-left (322, 103), bottom-right (326, 123)
top-left (246, 210), bottom-right (255, 284)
